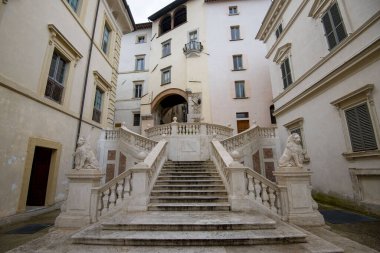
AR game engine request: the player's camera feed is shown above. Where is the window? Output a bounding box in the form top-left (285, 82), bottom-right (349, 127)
top-left (270, 105), bottom-right (276, 124)
top-left (161, 67), bottom-right (171, 85)
top-left (236, 112), bottom-right (249, 118)
top-left (275, 23), bottom-right (283, 39)
top-left (66, 0), bottom-right (79, 12)
top-left (45, 51), bottom-right (68, 103)
top-left (134, 83), bottom-right (143, 98)
top-left (92, 87), bottom-right (104, 123)
top-left (162, 40), bottom-right (171, 57)
top-left (321, 3), bottom-right (347, 50)
top-left (137, 35), bottom-right (145, 43)
top-left (345, 103), bottom-right (377, 152)
top-left (174, 7), bottom-right (187, 27)
top-left (229, 6), bottom-right (238, 15)
top-left (235, 81), bottom-right (245, 98)
top-left (280, 57), bottom-right (293, 89)
top-left (189, 30), bottom-right (198, 42)
top-left (135, 56), bottom-right (145, 71)
top-left (133, 113), bottom-right (141, 126)
top-left (160, 15), bottom-right (171, 35)
top-left (230, 26), bottom-right (240, 40)
top-left (102, 24), bottom-right (111, 54)
top-left (233, 55), bottom-right (243, 70)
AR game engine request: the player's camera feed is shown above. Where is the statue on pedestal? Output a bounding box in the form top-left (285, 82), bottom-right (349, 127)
top-left (73, 137), bottom-right (100, 170)
top-left (278, 133), bottom-right (305, 168)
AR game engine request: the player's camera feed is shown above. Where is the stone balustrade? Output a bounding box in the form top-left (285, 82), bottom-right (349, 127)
top-left (90, 140), bottom-right (168, 221)
top-left (210, 140), bottom-right (282, 217)
top-left (145, 122), bottom-right (233, 140)
top-left (221, 126), bottom-right (276, 152)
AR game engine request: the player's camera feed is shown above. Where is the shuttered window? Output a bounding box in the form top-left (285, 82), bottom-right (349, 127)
top-left (281, 58), bottom-right (292, 89)
top-left (321, 3), bottom-right (347, 50)
top-left (345, 103), bottom-right (377, 152)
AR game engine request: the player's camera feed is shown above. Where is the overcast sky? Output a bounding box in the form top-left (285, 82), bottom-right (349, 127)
top-left (127, 0), bottom-right (174, 23)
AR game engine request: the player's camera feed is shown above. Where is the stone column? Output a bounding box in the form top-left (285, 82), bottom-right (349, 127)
top-left (274, 167), bottom-right (325, 226)
top-left (55, 168), bottom-right (103, 228)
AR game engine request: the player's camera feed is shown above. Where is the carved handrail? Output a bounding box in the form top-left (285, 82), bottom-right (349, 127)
top-left (145, 123), bottom-right (172, 138)
top-left (143, 140), bottom-right (168, 190)
top-left (177, 123), bottom-right (201, 135)
top-left (119, 126), bottom-right (158, 152)
top-left (245, 168), bottom-right (282, 215)
top-left (221, 126), bottom-right (276, 152)
top-left (210, 141), bottom-right (233, 193)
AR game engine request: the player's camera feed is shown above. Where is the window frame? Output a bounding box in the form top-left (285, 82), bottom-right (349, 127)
top-left (136, 35), bottom-right (146, 44)
top-left (331, 84), bottom-right (380, 159)
top-left (45, 50), bottom-right (68, 103)
top-left (39, 25), bottom-right (83, 107)
top-left (230, 26), bottom-right (241, 41)
top-left (161, 66), bottom-right (171, 85)
top-left (134, 82), bottom-right (143, 98)
top-left (321, 2), bottom-right (347, 50)
top-left (162, 39), bottom-right (171, 58)
top-left (229, 6), bottom-right (238, 15)
top-left (133, 113), bottom-right (141, 126)
top-left (135, 55), bottom-right (145, 71)
top-left (275, 23), bottom-right (283, 39)
top-left (232, 55), bottom-right (244, 71)
top-left (91, 71), bottom-right (111, 125)
top-left (234, 80), bottom-right (246, 99)
top-left (280, 57), bottom-right (293, 89)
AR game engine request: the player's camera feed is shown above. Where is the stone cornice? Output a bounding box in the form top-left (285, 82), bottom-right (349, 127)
top-left (256, 0), bottom-right (291, 42)
top-left (308, 0), bottom-right (334, 18)
top-left (273, 43), bottom-right (291, 63)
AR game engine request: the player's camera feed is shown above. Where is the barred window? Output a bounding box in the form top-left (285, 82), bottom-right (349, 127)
top-left (45, 51), bottom-right (67, 103)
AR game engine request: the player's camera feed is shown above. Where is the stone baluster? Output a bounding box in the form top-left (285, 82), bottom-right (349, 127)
top-left (262, 184), bottom-right (270, 208)
top-left (268, 188), bottom-right (277, 213)
top-left (124, 174), bottom-right (131, 196)
top-left (116, 180), bottom-right (124, 205)
top-left (247, 174), bottom-right (255, 197)
top-left (109, 185), bottom-right (117, 209)
top-left (254, 179), bottom-right (262, 203)
top-left (102, 189), bottom-right (110, 215)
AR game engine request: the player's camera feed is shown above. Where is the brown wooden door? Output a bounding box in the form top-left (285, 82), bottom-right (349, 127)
top-left (26, 147), bottom-right (52, 206)
top-left (237, 120), bottom-right (250, 133)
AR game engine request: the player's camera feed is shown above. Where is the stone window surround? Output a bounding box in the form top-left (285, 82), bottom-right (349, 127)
top-left (38, 24), bottom-right (83, 108)
top-left (273, 43), bottom-right (294, 90)
top-left (90, 71), bottom-right (112, 126)
top-left (61, 0), bottom-right (89, 24)
top-left (331, 84), bottom-right (380, 159)
top-left (136, 34), bottom-right (147, 44)
top-left (283, 117), bottom-right (310, 163)
top-left (133, 81), bottom-right (143, 98)
top-left (135, 54), bottom-right (146, 71)
top-left (161, 39), bottom-right (171, 58)
top-left (99, 12), bottom-right (115, 60)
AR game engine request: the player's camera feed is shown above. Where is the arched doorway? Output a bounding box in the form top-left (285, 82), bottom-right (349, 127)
top-left (151, 89), bottom-right (188, 125)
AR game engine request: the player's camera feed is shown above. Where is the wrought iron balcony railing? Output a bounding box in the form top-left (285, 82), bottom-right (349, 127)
top-left (183, 41), bottom-right (203, 55)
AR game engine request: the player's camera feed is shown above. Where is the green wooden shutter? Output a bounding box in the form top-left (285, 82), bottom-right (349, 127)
top-left (345, 103), bottom-right (377, 152)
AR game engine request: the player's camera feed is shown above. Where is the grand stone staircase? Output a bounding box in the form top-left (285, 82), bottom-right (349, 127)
top-left (71, 160), bottom-right (311, 247)
top-left (148, 161), bottom-right (230, 211)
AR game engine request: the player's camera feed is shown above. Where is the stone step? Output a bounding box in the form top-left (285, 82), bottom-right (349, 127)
top-left (151, 190), bottom-right (228, 196)
top-left (160, 172), bottom-right (219, 176)
top-left (149, 196), bottom-right (229, 203)
top-left (160, 168), bottom-right (217, 172)
top-left (155, 180), bottom-right (224, 185)
top-left (72, 223), bottom-right (306, 246)
top-left (157, 176), bottom-right (222, 180)
top-left (153, 185), bottom-right (226, 191)
top-left (147, 203), bottom-right (231, 211)
top-left (162, 165), bottom-right (216, 168)
top-left (101, 212), bottom-right (276, 231)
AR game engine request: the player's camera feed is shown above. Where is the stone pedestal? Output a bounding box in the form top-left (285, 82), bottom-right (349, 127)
top-left (55, 169), bottom-right (103, 228)
top-left (229, 161), bottom-right (250, 211)
top-left (274, 167), bottom-right (324, 226)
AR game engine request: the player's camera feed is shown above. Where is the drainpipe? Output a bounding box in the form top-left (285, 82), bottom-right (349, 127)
top-left (75, 0), bottom-right (101, 150)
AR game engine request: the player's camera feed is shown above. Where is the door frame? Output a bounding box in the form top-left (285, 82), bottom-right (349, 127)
top-left (17, 137), bottom-right (62, 212)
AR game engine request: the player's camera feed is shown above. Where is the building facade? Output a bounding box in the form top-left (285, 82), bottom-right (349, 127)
top-left (0, 0), bottom-right (134, 218)
top-left (257, 0), bottom-right (380, 214)
top-left (115, 22), bottom-right (152, 133)
top-left (116, 0), bottom-right (273, 135)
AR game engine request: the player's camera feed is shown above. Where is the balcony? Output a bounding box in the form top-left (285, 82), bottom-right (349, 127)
top-left (183, 41), bottom-right (203, 57)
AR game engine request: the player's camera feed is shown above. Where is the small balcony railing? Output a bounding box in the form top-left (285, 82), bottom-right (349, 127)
top-left (183, 41), bottom-right (203, 55)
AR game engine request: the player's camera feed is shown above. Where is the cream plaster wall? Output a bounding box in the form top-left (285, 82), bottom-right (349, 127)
top-left (205, 0), bottom-right (273, 133)
top-left (147, 0), bottom-right (211, 122)
top-left (115, 27), bottom-right (152, 133)
top-left (261, 0), bottom-right (380, 208)
top-left (0, 0), bottom-right (132, 218)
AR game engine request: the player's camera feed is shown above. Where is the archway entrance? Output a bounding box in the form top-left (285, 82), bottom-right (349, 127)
top-left (151, 89), bottom-right (188, 125)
